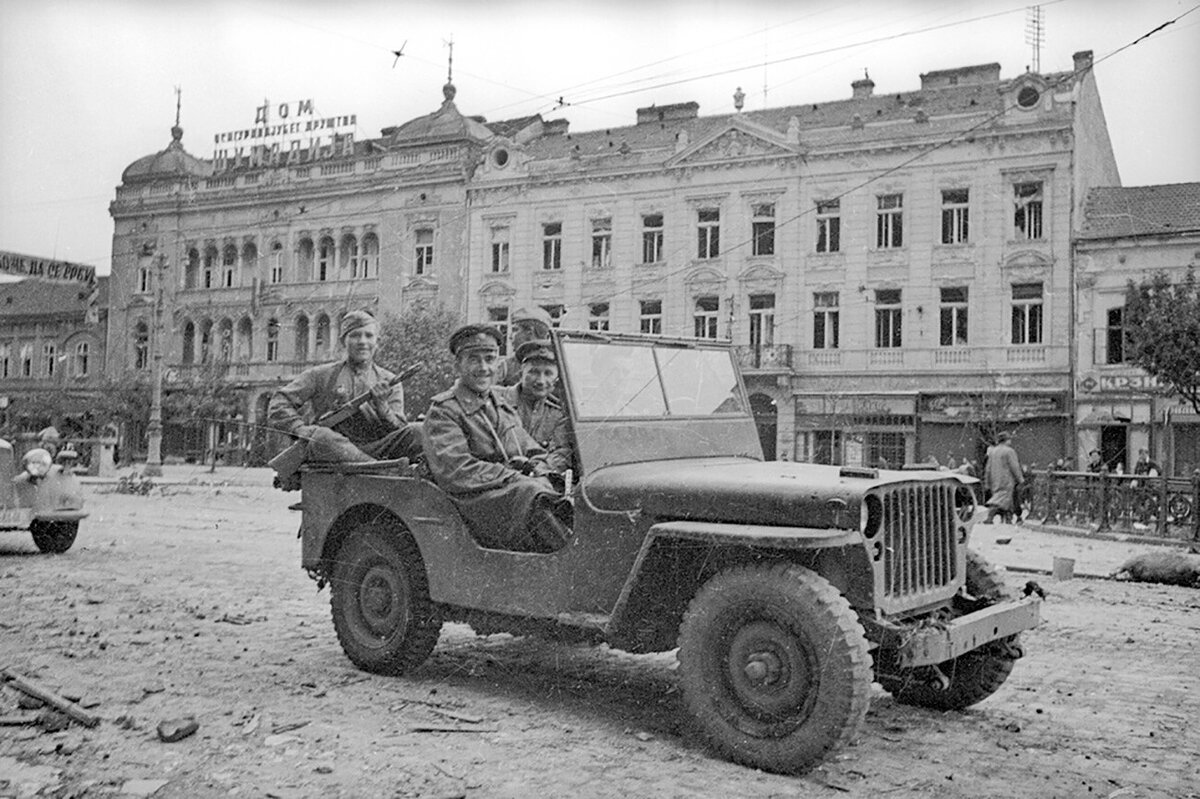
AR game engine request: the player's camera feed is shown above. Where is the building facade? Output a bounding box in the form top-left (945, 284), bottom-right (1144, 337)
top-left (1074, 182), bottom-right (1200, 476)
top-left (0, 275), bottom-right (108, 437)
top-left (107, 53), bottom-right (1120, 468)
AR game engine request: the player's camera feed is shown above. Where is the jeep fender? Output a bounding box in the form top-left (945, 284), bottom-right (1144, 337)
top-left (604, 520), bottom-right (872, 653)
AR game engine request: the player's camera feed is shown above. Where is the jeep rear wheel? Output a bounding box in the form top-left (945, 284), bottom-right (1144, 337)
top-left (878, 550), bottom-right (1021, 710)
top-left (677, 563), bottom-right (872, 774)
top-left (330, 524), bottom-right (442, 675)
top-left (31, 520), bottom-right (78, 554)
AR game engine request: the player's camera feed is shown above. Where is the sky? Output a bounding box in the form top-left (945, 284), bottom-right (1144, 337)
top-left (1, 0), bottom-right (1198, 277)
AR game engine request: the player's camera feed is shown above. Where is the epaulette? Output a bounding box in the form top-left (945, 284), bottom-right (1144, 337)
top-left (544, 394), bottom-right (562, 410)
top-left (430, 388), bottom-right (456, 403)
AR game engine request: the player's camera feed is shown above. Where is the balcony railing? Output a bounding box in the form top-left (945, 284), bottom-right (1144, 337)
top-left (802, 344), bottom-right (1067, 372)
top-left (735, 344), bottom-right (793, 371)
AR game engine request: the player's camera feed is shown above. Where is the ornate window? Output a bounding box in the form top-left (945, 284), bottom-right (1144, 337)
top-left (813, 292), bottom-right (839, 349)
top-left (266, 318), bottom-right (280, 362)
top-left (639, 299), bottom-right (663, 334)
top-left (542, 222), bottom-right (562, 270)
top-left (939, 287), bottom-right (969, 346)
top-left (697, 208), bottom-right (720, 259)
top-left (591, 218), bottom-right (612, 269)
top-left (941, 189), bottom-right (969, 244)
top-left (751, 203), bottom-right (775, 256)
top-left (876, 194), bottom-right (903, 249)
top-left (133, 322), bottom-right (150, 370)
top-left (415, 229), bottom-right (435, 275)
top-left (316, 236), bottom-right (334, 281)
top-left (588, 302), bottom-right (610, 331)
top-left (1013, 182), bottom-right (1044, 240)
top-left (816, 201), bottom-right (840, 253)
top-left (642, 214), bottom-right (664, 264)
top-left (1011, 282), bottom-right (1044, 344)
top-left (694, 296), bottom-right (719, 339)
top-left (342, 234), bottom-right (360, 278)
top-left (222, 244), bottom-right (238, 288)
top-left (74, 341), bottom-right (89, 377)
top-left (487, 306), bottom-right (510, 355)
top-left (360, 233), bottom-right (379, 278)
top-left (294, 315), bottom-right (309, 362)
top-left (490, 226), bottom-right (510, 273)
top-left (42, 343), bottom-right (57, 377)
top-left (749, 294), bottom-right (775, 350)
top-left (203, 246), bottom-right (218, 288)
top-left (874, 289), bottom-right (902, 348)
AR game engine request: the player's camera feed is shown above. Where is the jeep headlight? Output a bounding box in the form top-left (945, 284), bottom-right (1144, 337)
top-left (22, 448), bottom-right (53, 478)
top-left (860, 495), bottom-right (882, 538)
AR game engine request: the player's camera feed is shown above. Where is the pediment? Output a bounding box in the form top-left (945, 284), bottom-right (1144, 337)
top-left (684, 265), bottom-right (728, 291)
top-left (1002, 248), bottom-right (1054, 269)
top-left (669, 119), bottom-right (799, 167)
top-left (478, 278), bottom-right (516, 299)
top-left (405, 276), bottom-right (440, 293)
top-left (737, 263), bottom-right (785, 285)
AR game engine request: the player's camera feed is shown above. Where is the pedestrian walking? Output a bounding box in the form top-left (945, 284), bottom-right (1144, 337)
top-left (984, 431), bottom-right (1023, 524)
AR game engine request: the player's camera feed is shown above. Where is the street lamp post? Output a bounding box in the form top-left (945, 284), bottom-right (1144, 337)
top-left (143, 253), bottom-right (168, 477)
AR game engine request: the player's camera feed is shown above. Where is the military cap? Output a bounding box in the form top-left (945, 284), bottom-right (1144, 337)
top-left (449, 324), bottom-right (503, 355)
top-left (516, 339), bottom-right (556, 365)
top-left (511, 306), bottom-right (553, 328)
top-left (340, 309), bottom-right (378, 339)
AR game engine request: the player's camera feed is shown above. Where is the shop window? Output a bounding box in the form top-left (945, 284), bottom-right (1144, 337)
top-left (867, 431), bottom-right (905, 469)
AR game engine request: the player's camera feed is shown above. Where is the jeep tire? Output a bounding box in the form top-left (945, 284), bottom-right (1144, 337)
top-left (677, 563), bottom-right (872, 774)
top-left (878, 550), bottom-right (1020, 710)
top-left (330, 523), bottom-right (442, 675)
top-left (31, 520), bottom-right (78, 554)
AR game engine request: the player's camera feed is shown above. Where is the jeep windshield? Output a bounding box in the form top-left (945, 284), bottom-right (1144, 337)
top-left (562, 339), bottom-right (747, 419)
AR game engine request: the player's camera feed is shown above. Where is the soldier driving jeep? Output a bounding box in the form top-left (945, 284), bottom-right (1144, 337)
top-left (422, 324), bottom-right (573, 553)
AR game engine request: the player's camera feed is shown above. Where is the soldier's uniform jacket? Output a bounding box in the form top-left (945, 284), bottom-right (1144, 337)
top-left (500, 384), bottom-right (572, 473)
top-left (268, 360), bottom-right (407, 445)
top-left (423, 380), bottom-right (555, 550)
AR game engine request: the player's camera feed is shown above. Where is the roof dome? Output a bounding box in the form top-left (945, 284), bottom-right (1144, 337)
top-left (384, 83), bottom-right (493, 148)
top-left (121, 125), bottom-right (212, 184)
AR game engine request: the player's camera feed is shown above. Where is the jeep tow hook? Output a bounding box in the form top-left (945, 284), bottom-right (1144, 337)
top-left (926, 664), bottom-right (951, 692)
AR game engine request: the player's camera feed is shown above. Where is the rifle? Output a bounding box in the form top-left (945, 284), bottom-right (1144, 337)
top-left (269, 362), bottom-right (423, 483)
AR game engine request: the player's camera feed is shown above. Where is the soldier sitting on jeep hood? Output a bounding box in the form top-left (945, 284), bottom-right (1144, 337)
top-left (422, 324), bottom-right (572, 553)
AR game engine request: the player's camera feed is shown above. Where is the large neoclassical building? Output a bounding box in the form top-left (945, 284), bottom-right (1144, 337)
top-left (108, 51), bottom-right (1118, 466)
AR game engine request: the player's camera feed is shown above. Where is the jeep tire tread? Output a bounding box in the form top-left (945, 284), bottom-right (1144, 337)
top-left (31, 520), bottom-right (78, 554)
top-left (330, 523), bottom-right (442, 675)
top-left (677, 562), bottom-right (872, 774)
top-left (879, 549), bottom-right (1020, 711)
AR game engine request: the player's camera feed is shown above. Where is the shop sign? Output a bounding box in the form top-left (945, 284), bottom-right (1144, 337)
top-left (920, 392), bottom-right (1062, 420)
top-left (1077, 373), bottom-right (1163, 394)
top-left (212, 98), bottom-right (357, 164)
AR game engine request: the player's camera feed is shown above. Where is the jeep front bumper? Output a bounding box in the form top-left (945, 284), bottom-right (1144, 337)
top-left (898, 595), bottom-right (1042, 668)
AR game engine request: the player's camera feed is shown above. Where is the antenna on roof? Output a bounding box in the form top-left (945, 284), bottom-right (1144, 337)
top-left (174, 85), bottom-right (181, 127)
top-left (1025, 6), bottom-right (1044, 73)
top-left (444, 34), bottom-right (454, 84)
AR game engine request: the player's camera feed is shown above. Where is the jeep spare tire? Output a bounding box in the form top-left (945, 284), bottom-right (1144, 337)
top-left (677, 563), bottom-right (872, 774)
top-left (330, 523), bottom-right (442, 675)
top-left (31, 520), bottom-right (78, 554)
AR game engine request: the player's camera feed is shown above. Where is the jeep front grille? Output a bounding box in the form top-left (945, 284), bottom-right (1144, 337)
top-left (878, 483), bottom-right (958, 599)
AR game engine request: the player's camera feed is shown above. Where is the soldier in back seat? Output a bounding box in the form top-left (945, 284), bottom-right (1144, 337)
top-left (268, 310), bottom-right (422, 464)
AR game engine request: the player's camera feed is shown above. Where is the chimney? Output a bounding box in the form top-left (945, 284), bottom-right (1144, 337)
top-left (851, 75), bottom-right (875, 99)
top-left (1073, 50), bottom-right (1094, 75)
top-left (636, 102), bottom-right (700, 126)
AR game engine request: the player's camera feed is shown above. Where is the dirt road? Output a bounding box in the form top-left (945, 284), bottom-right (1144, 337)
top-left (2, 483), bottom-right (1198, 798)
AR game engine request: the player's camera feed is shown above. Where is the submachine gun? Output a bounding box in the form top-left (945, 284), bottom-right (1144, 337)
top-left (269, 363), bottom-right (422, 486)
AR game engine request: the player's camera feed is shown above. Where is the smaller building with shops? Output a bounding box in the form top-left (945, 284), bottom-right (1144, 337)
top-left (1074, 183), bottom-right (1200, 477)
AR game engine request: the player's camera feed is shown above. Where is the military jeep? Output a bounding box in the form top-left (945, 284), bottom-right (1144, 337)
top-left (288, 331), bottom-right (1041, 774)
top-left (0, 440), bottom-right (87, 553)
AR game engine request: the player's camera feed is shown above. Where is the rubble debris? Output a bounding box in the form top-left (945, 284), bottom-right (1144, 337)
top-left (0, 668), bottom-right (100, 727)
top-left (37, 709), bottom-right (71, 732)
top-left (409, 723), bottom-right (498, 733)
top-left (156, 716), bottom-right (199, 742)
top-left (0, 713), bottom-right (39, 726)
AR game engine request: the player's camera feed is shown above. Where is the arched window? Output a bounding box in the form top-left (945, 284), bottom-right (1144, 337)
top-left (341, 234), bottom-right (360, 277)
top-left (203, 246), bottom-right (218, 289)
top-left (199, 319), bottom-right (213, 364)
top-left (236, 317), bottom-right (254, 362)
top-left (185, 248), bottom-right (200, 289)
top-left (266, 318), bottom-right (280, 362)
top-left (294, 314), bottom-right (310, 362)
top-left (217, 318), bottom-right (234, 362)
top-left (182, 320), bottom-right (196, 364)
top-left (133, 321), bottom-right (150, 370)
top-left (317, 236), bottom-right (335, 281)
top-left (270, 240), bottom-right (285, 284)
top-left (242, 242), bottom-right (258, 278)
top-left (0, 343), bottom-right (9, 378)
top-left (74, 341), bottom-right (90, 377)
top-left (222, 245), bottom-right (238, 288)
top-left (297, 237), bottom-right (314, 281)
top-left (360, 232), bottom-right (379, 278)
top-left (314, 313), bottom-right (331, 358)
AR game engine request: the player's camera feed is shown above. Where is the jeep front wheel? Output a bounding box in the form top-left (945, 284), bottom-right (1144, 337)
top-left (31, 520), bottom-right (78, 554)
top-left (677, 563), bottom-right (872, 774)
top-left (330, 523), bottom-right (442, 675)
top-left (878, 550), bottom-right (1021, 710)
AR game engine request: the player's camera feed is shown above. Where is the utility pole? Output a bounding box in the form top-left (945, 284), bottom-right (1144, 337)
top-left (143, 252), bottom-right (169, 477)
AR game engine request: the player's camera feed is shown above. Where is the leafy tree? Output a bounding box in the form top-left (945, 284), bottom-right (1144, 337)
top-left (1124, 267), bottom-right (1200, 413)
top-left (376, 303), bottom-right (462, 418)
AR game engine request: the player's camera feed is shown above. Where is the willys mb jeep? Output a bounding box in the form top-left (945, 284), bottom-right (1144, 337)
top-left (285, 331), bottom-right (1041, 774)
top-left (0, 440), bottom-right (87, 554)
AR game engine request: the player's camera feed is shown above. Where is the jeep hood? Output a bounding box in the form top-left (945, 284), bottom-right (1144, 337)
top-left (583, 457), bottom-right (963, 529)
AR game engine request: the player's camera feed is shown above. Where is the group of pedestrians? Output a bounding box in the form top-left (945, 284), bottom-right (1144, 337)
top-left (267, 307), bottom-right (573, 553)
